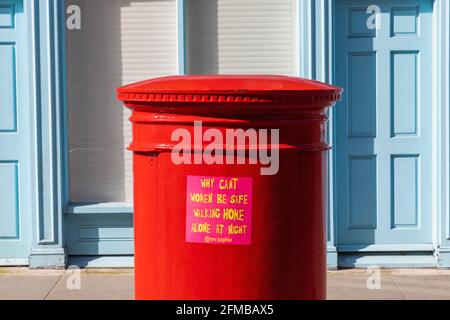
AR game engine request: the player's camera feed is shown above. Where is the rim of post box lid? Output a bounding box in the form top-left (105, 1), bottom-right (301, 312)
top-left (117, 75), bottom-right (343, 105)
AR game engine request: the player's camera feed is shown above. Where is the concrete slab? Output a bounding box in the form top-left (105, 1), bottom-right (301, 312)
top-left (327, 270), bottom-right (405, 300)
top-left (46, 274), bottom-right (134, 300)
top-left (0, 272), bottom-right (61, 300)
top-left (390, 275), bottom-right (450, 300)
top-left (1, 268), bottom-right (450, 300)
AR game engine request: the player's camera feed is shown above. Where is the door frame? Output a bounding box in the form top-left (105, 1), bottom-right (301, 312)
top-left (25, 0), bottom-right (67, 268)
top-left (0, 0), bottom-right (68, 268)
top-left (314, 0), bottom-right (449, 268)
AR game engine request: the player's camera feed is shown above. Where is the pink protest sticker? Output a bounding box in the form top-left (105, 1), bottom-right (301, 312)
top-left (186, 176), bottom-right (253, 245)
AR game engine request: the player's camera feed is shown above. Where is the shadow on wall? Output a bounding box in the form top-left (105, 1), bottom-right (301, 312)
top-left (186, 0), bottom-right (219, 74)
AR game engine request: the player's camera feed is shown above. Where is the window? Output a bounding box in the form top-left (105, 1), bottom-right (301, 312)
top-left (187, 0), bottom-right (297, 75)
top-left (66, 0), bottom-right (297, 205)
top-left (66, 0), bottom-right (178, 203)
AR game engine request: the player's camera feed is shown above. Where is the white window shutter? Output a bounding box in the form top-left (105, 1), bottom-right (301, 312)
top-left (187, 0), bottom-right (297, 75)
top-left (67, 0), bottom-right (178, 203)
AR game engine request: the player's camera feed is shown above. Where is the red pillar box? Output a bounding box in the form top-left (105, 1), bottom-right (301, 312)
top-left (117, 75), bottom-right (342, 300)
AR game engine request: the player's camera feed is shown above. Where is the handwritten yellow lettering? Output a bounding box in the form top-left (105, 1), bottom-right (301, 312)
top-left (200, 178), bottom-right (215, 189)
top-left (216, 194), bottom-right (227, 204)
top-left (228, 225), bottom-right (248, 235)
top-left (216, 224), bottom-right (225, 235)
top-left (191, 222), bottom-right (211, 234)
top-left (190, 193), bottom-right (213, 204)
top-left (219, 178), bottom-right (239, 190)
top-left (193, 208), bottom-right (221, 219)
top-left (223, 208), bottom-right (245, 221)
top-left (230, 194), bottom-right (248, 205)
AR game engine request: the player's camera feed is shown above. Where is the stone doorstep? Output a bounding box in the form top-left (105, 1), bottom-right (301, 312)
top-left (328, 269), bottom-right (450, 276)
top-left (2, 267), bottom-right (450, 277)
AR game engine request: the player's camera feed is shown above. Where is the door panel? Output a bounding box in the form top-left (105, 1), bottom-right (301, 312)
top-left (335, 0), bottom-right (433, 247)
top-left (0, 0), bottom-right (30, 260)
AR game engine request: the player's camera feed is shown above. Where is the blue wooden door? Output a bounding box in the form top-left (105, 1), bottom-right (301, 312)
top-left (335, 0), bottom-right (433, 249)
top-left (0, 0), bottom-right (30, 262)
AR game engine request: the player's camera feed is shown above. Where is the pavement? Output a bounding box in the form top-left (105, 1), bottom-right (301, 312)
top-left (0, 268), bottom-right (449, 300)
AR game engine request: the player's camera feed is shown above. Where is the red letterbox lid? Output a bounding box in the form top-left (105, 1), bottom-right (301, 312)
top-left (117, 75), bottom-right (342, 104)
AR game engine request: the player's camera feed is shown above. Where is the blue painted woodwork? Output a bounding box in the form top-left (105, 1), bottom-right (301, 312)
top-left (53, 0), bottom-right (450, 268)
top-left (0, 0), bottom-right (448, 268)
top-left (338, 253), bottom-right (437, 268)
top-left (28, 0), bottom-right (67, 268)
top-left (335, 0), bottom-right (434, 248)
top-left (436, 0), bottom-right (450, 268)
top-left (64, 0), bottom-right (186, 259)
top-left (65, 214), bottom-right (134, 256)
top-left (0, 0), bottom-right (31, 262)
top-left (298, 0), bottom-right (338, 268)
top-left (0, 3), bottom-right (14, 28)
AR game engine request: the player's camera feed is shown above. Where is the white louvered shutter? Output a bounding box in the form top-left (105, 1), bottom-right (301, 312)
top-left (67, 0), bottom-right (177, 203)
top-left (187, 0), bottom-right (297, 75)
